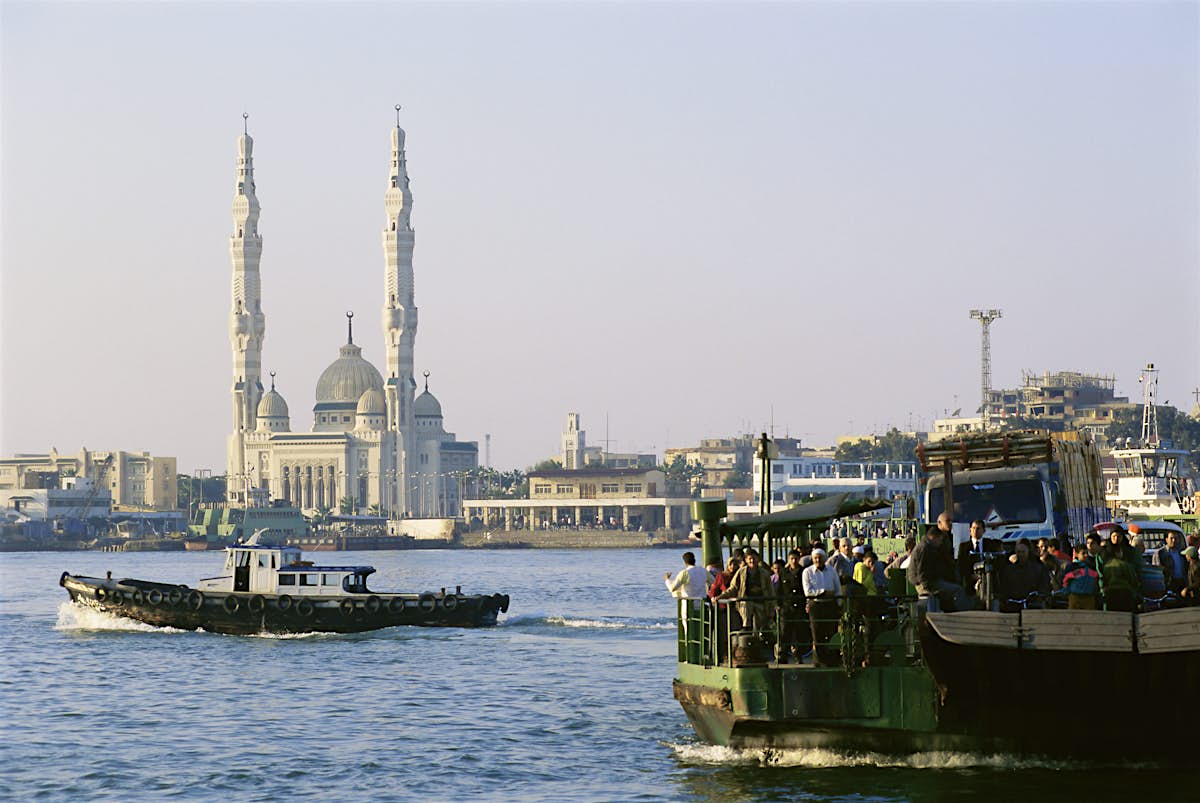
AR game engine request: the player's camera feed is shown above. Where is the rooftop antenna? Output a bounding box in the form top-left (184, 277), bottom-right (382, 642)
top-left (1138, 363), bottom-right (1159, 447)
top-left (969, 309), bottom-right (1003, 431)
top-left (345, 310), bottom-right (354, 343)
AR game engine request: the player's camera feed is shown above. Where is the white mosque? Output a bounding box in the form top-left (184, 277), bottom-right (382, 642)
top-left (225, 112), bottom-right (477, 518)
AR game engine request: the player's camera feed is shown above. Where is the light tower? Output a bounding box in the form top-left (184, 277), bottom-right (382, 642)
top-left (969, 309), bottom-right (1003, 431)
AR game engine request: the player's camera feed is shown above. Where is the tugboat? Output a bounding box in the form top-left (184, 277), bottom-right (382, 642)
top-left (60, 530), bottom-right (510, 635)
top-left (672, 436), bottom-right (1200, 761)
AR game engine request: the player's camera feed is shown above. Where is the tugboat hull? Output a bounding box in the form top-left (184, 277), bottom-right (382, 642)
top-left (60, 572), bottom-right (509, 635)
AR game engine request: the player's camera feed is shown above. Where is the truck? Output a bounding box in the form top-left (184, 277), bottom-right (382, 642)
top-left (915, 430), bottom-right (1108, 548)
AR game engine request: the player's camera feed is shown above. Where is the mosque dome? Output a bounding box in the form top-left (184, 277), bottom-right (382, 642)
top-left (315, 341), bottom-right (384, 405)
top-left (414, 390), bottom-right (442, 418)
top-left (356, 387), bottom-right (386, 415)
top-left (257, 388), bottom-right (289, 419)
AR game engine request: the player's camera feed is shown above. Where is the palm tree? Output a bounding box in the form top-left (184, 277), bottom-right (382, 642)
top-left (338, 495), bottom-right (356, 515)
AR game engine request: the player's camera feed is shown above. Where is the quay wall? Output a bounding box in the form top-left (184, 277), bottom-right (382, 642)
top-left (460, 528), bottom-right (694, 549)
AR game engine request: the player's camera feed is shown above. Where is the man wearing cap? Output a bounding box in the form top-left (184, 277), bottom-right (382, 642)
top-left (1181, 546), bottom-right (1200, 605)
top-left (802, 547), bottom-right (842, 666)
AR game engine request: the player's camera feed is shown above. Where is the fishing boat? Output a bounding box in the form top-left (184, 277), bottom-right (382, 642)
top-left (672, 438), bottom-right (1199, 761)
top-left (60, 530), bottom-right (509, 635)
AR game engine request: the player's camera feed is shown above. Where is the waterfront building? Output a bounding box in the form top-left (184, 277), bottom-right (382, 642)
top-left (559, 413), bottom-right (655, 469)
top-left (463, 467), bottom-right (694, 533)
top-left (0, 448), bottom-right (176, 511)
top-left (747, 454), bottom-right (918, 511)
top-left (223, 118), bottom-right (476, 518)
top-left (663, 434), bottom-right (802, 488)
top-left (0, 477), bottom-right (112, 523)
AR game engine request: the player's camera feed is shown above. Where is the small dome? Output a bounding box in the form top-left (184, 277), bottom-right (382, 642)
top-left (257, 388), bottom-right (289, 419)
top-left (356, 387), bottom-right (385, 415)
top-left (315, 342), bottom-right (384, 405)
top-left (414, 389), bottom-right (442, 418)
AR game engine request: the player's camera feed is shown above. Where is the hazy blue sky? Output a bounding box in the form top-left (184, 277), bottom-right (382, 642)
top-left (2, 1), bottom-right (1197, 472)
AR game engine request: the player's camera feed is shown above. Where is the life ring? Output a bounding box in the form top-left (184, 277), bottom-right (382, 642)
top-left (147, 589), bottom-right (163, 606)
top-left (418, 592), bottom-right (436, 613)
top-left (387, 597), bottom-right (405, 614)
top-left (167, 589), bottom-right (183, 606)
top-left (277, 594), bottom-right (293, 611)
top-left (248, 595), bottom-right (265, 613)
top-left (296, 599), bottom-right (314, 617)
top-left (339, 599), bottom-right (356, 616)
top-left (442, 594), bottom-right (459, 612)
top-left (187, 590), bottom-right (204, 610)
top-left (223, 595), bottom-right (240, 613)
top-left (364, 596), bottom-right (381, 614)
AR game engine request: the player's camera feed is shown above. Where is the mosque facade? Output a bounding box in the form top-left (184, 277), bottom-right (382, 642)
top-left (225, 116), bottom-right (477, 518)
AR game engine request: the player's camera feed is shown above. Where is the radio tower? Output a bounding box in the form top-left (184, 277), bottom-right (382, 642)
top-left (969, 309), bottom-right (1003, 431)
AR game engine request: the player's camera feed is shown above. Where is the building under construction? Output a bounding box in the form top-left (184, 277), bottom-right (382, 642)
top-left (987, 370), bottom-right (1133, 435)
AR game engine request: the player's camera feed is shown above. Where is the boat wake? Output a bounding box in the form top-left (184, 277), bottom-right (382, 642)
top-left (668, 743), bottom-right (1155, 770)
top-left (503, 612), bottom-right (675, 631)
top-left (55, 601), bottom-right (187, 634)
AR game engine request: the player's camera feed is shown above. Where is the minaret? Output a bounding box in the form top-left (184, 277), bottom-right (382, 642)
top-left (382, 105), bottom-right (418, 515)
top-left (227, 114), bottom-right (267, 503)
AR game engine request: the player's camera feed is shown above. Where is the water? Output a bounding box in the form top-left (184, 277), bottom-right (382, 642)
top-left (0, 548), bottom-right (1192, 801)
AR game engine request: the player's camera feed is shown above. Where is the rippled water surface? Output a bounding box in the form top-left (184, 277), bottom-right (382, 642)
top-left (0, 548), bottom-right (1191, 801)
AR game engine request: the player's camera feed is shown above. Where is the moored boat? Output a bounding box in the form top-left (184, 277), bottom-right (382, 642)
top-left (60, 530), bottom-right (509, 635)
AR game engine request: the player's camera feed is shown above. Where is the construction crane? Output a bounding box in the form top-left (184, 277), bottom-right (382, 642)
top-left (66, 455), bottom-right (114, 528)
top-left (969, 309), bottom-right (1003, 431)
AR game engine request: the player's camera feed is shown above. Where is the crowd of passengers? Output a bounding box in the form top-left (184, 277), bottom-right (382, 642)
top-left (665, 515), bottom-right (1200, 666)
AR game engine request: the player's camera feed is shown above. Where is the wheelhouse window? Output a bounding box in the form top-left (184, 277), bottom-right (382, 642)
top-left (322, 574), bottom-right (339, 586)
top-left (300, 574), bottom-right (316, 586)
top-left (278, 574), bottom-right (296, 586)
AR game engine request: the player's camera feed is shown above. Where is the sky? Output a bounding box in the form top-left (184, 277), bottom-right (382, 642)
top-left (2, 1), bottom-right (1198, 473)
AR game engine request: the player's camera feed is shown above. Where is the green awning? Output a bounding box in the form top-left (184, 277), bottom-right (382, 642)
top-left (721, 493), bottom-right (893, 537)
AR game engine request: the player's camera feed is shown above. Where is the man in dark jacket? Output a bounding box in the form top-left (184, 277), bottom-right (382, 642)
top-left (908, 526), bottom-right (970, 611)
top-left (998, 539), bottom-right (1051, 612)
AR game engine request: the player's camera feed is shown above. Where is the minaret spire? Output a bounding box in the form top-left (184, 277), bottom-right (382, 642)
top-left (227, 115), bottom-right (266, 505)
top-left (346, 310), bottom-right (355, 344)
top-left (382, 107), bottom-right (419, 516)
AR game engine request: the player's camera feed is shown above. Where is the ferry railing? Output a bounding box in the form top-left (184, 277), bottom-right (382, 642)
top-left (677, 593), bottom-right (925, 672)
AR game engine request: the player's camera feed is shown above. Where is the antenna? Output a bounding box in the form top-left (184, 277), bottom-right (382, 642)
top-left (969, 309), bottom-right (1003, 431)
top-left (1139, 363), bottom-right (1159, 447)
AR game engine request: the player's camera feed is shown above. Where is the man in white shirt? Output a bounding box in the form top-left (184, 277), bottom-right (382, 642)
top-left (802, 548), bottom-right (842, 667)
top-left (665, 551), bottom-right (708, 641)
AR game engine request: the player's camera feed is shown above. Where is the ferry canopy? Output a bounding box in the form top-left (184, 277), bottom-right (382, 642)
top-left (722, 493), bottom-right (893, 537)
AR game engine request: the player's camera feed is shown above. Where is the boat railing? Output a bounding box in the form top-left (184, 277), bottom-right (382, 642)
top-left (675, 592), bottom-right (926, 671)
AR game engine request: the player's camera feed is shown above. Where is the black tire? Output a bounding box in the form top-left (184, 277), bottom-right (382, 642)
top-left (277, 594), bottom-right (293, 611)
top-left (168, 589), bottom-right (183, 606)
top-left (387, 597), bottom-right (405, 614)
top-left (339, 599), bottom-right (356, 616)
top-left (248, 595), bottom-right (265, 613)
top-left (59, 571), bottom-right (70, 587)
top-left (95, 588), bottom-right (107, 602)
top-left (500, 594), bottom-right (510, 614)
top-left (131, 590), bottom-right (144, 606)
top-left (442, 594), bottom-right (459, 612)
top-left (364, 596), bottom-right (381, 614)
top-left (187, 590), bottom-right (204, 610)
top-left (418, 592), bottom-right (436, 613)
top-left (147, 589), bottom-right (163, 606)
top-left (223, 595), bottom-right (240, 613)
top-left (297, 599), bottom-right (314, 617)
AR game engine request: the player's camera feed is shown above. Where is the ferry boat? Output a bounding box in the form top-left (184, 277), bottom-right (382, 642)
top-left (1106, 364), bottom-right (1197, 519)
top-left (60, 530), bottom-right (510, 635)
top-left (672, 445), bottom-right (1199, 761)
